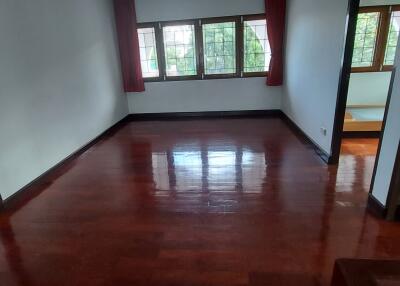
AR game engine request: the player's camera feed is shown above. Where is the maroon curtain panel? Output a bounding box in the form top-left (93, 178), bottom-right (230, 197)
top-left (113, 0), bottom-right (145, 92)
top-left (265, 0), bottom-right (286, 86)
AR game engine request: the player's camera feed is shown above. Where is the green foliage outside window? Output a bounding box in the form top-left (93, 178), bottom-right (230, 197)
top-left (384, 12), bottom-right (400, 65)
top-left (352, 12), bottom-right (379, 67)
top-left (164, 26), bottom-right (197, 76)
top-left (148, 48), bottom-right (158, 70)
top-left (352, 11), bottom-right (400, 68)
top-left (142, 20), bottom-right (270, 78)
top-left (244, 22), bottom-right (266, 72)
top-left (385, 32), bottom-right (399, 65)
top-left (165, 44), bottom-right (196, 76)
top-left (203, 22), bottom-right (236, 74)
top-left (201, 22), bottom-right (267, 74)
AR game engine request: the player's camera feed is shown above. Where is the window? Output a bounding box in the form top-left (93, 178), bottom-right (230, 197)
top-left (352, 12), bottom-right (380, 68)
top-left (243, 18), bottom-right (270, 74)
top-left (162, 24), bottom-right (198, 77)
top-left (384, 10), bottom-right (400, 66)
top-left (352, 6), bottom-right (400, 73)
top-left (202, 21), bottom-right (237, 75)
top-left (138, 27), bottom-right (160, 78)
top-left (137, 14), bottom-right (270, 81)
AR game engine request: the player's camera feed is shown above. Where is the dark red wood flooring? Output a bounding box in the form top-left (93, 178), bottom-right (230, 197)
top-left (0, 118), bottom-right (399, 286)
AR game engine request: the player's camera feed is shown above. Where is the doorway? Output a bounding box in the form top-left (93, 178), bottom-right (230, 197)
top-left (330, 0), bottom-right (400, 219)
top-left (331, 0), bottom-right (400, 163)
top-left (344, 5), bottom-right (399, 139)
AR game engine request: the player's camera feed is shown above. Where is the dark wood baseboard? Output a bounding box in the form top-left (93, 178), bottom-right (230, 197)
top-left (332, 259), bottom-right (400, 286)
top-left (367, 194), bottom-right (388, 219)
top-left (1, 110), bottom-right (336, 211)
top-left (280, 113), bottom-right (332, 164)
top-left (395, 205), bottom-right (400, 221)
top-left (128, 110), bottom-right (333, 164)
top-left (127, 110), bottom-right (282, 121)
top-left (342, 131), bottom-right (381, 139)
top-left (0, 116), bottom-right (130, 211)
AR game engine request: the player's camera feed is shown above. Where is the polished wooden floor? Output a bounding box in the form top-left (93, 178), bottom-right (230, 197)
top-left (0, 118), bottom-right (399, 286)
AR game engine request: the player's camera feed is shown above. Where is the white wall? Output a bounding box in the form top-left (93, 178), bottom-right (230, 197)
top-left (129, 78), bottom-right (281, 113)
top-left (0, 0), bottom-right (128, 200)
top-left (128, 0), bottom-right (282, 114)
top-left (347, 72), bottom-right (391, 106)
top-left (136, 0), bottom-right (265, 22)
top-left (361, 0), bottom-right (400, 6)
top-left (282, 0), bottom-right (348, 154)
top-left (371, 45), bottom-right (400, 205)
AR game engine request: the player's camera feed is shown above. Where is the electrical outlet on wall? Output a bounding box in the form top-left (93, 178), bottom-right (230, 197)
top-left (320, 127), bottom-right (327, 136)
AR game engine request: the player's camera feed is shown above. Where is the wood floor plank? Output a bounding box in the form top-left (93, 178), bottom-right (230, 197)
top-left (0, 118), bottom-right (399, 286)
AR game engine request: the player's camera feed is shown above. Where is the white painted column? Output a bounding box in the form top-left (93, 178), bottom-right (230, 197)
top-left (370, 42), bottom-right (400, 210)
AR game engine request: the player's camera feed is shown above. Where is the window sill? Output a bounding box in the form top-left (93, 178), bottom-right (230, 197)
top-left (350, 69), bottom-right (393, 74)
top-left (143, 73), bottom-right (268, 83)
top-left (351, 66), bottom-right (394, 73)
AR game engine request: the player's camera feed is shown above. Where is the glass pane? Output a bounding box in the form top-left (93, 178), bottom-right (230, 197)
top-left (202, 22), bottom-right (236, 75)
top-left (163, 25), bottom-right (197, 77)
top-left (243, 19), bottom-right (270, 73)
top-left (384, 11), bottom-right (400, 66)
top-left (352, 12), bottom-right (380, 68)
top-left (137, 27), bottom-right (159, 78)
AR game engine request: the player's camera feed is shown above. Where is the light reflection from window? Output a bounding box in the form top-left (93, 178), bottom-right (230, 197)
top-left (151, 147), bottom-right (267, 194)
top-left (173, 150), bottom-right (202, 191)
top-left (152, 152), bottom-right (169, 191)
top-left (242, 150), bottom-right (266, 193)
top-left (208, 150), bottom-right (237, 191)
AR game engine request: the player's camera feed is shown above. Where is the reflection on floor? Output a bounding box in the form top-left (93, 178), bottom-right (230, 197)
top-left (338, 138), bottom-right (379, 200)
top-left (0, 119), bottom-right (399, 286)
top-left (341, 138), bottom-right (379, 157)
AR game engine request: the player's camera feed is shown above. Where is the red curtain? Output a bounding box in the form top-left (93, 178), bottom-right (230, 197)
top-left (113, 0), bottom-right (145, 92)
top-left (265, 0), bottom-right (286, 86)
